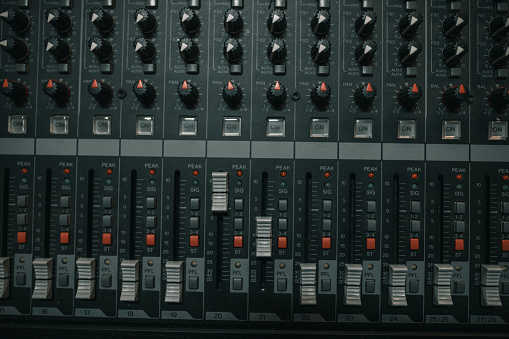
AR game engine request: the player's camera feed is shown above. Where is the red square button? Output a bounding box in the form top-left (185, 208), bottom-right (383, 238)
top-left (146, 234), bottom-right (155, 246)
top-left (190, 235), bottom-right (199, 247)
top-left (502, 239), bottom-right (509, 252)
top-left (60, 232), bottom-right (69, 244)
top-left (366, 238), bottom-right (376, 250)
top-left (17, 231), bottom-right (27, 244)
top-left (322, 237), bottom-right (331, 249)
top-left (234, 236), bottom-right (243, 248)
top-left (410, 238), bottom-right (419, 250)
top-left (102, 233), bottom-right (112, 245)
top-left (278, 236), bottom-right (287, 249)
top-left (455, 238), bottom-right (464, 251)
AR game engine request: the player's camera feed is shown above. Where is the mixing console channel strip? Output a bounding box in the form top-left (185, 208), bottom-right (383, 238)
top-left (0, 0), bottom-right (509, 336)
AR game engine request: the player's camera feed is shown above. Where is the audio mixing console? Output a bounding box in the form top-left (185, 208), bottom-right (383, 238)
top-left (0, 0), bottom-right (509, 336)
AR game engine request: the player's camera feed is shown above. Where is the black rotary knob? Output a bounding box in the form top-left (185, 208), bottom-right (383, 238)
top-left (88, 36), bottom-right (113, 61)
top-left (354, 40), bottom-right (377, 65)
top-left (46, 8), bottom-right (72, 34)
top-left (223, 38), bottom-right (243, 62)
top-left (398, 11), bottom-right (422, 37)
top-left (311, 39), bottom-right (331, 63)
top-left (133, 36), bottom-right (156, 62)
top-left (133, 80), bottom-right (156, 106)
top-left (178, 37), bottom-right (199, 62)
top-left (88, 79), bottom-right (113, 105)
top-left (442, 42), bottom-right (468, 66)
top-left (0, 7), bottom-right (30, 33)
top-left (489, 14), bottom-right (509, 39)
top-left (224, 9), bottom-right (243, 35)
top-left (267, 9), bottom-right (286, 35)
top-left (310, 82), bottom-right (331, 109)
top-left (180, 8), bottom-right (200, 35)
top-left (354, 83), bottom-right (377, 109)
top-left (489, 87), bottom-right (509, 112)
top-left (1, 79), bottom-right (28, 104)
top-left (90, 7), bottom-right (114, 34)
top-left (267, 38), bottom-right (286, 63)
top-left (222, 81), bottom-right (243, 107)
top-left (266, 81), bottom-right (287, 107)
top-left (488, 43), bottom-right (509, 66)
top-left (355, 11), bottom-right (377, 37)
top-left (442, 84), bottom-right (468, 110)
top-left (43, 79), bottom-right (70, 105)
top-left (398, 41), bottom-right (422, 66)
top-left (397, 84), bottom-right (422, 110)
top-left (0, 36), bottom-right (29, 61)
top-left (310, 10), bottom-right (331, 35)
top-left (45, 36), bottom-right (71, 61)
top-left (442, 12), bottom-right (468, 39)
top-left (178, 80), bottom-right (199, 107)
top-left (134, 8), bottom-right (157, 35)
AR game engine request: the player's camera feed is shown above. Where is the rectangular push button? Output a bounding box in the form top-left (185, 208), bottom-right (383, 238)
top-left (17, 213), bottom-right (27, 226)
top-left (398, 120), bottom-right (417, 139)
top-left (278, 236), bottom-right (287, 249)
top-left (188, 276), bottom-right (199, 290)
top-left (190, 198), bottom-right (200, 210)
top-left (366, 200), bottom-right (376, 213)
top-left (489, 121), bottom-right (507, 140)
top-left (146, 197), bottom-right (157, 209)
top-left (103, 215), bottom-right (113, 227)
top-left (179, 117), bottom-right (197, 136)
top-left (102, 233), bottom-right (112, 245)
top-left (442, 121), bottom-right (461, 140)
top-left (17, 195), bottom-right (28, 207)
top-left (136, 116), bottom-right (155, 135)
top-left (190, 216), bottom-right (200, 229)
top-left (454, 202), bottom-right (466, 214)
top-left (410, 201), bottom-right (420, 214)
top-left (103, 196), bottom-right (113, 209)
top-left (454, 239), bottom-right (464, 251)
top-left (93, 116), bottom-right (111, 135)
top-left (410, 238), bottom-right (419, 250)
top-left (60, 195), bottom-right (71, 208)
top-left (322, 199), bottom-right (332, 212)
top-left (232, 277), bottom-right (243, 290)
top-left (322, 237), bottom-right (331, 249)
top-left (17, 231), bottom-right (27, 244)
top-left (366, 238), bottom-right (376, 250)
top-left (223, 117), bottom-right (241, 136)
top-left (233, 236), bottom-right (243, 248)
top-left (278, 198), bottom-right (288, 212)
top-left (310, 118), bottom-right (329, 138)
top-left (59, 214), bottom-right (70, 226)
top-left (266, 118), bottom-right (285, 137)
top-left (410, 220), bottom-right (421, 233)
top-left (189, 235), bottom-right (199, 247)
top-left (60, 232), bottom-right (70, 244)
top-left (354, 119), bottom-right (373, 139)
top-left (277, 278), bottom-right (287, 292)
top-left (146, 234), bottom-right (156, 246)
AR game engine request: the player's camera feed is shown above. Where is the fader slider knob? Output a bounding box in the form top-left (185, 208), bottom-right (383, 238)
top-left (43, 79), bottom-right (70, 105)
top-left (133, 80), bottom-right (156, 106)
top-left (442, 84), bottom-right (469, 110)
top-left (1, 79), bottom-right (28, 104)
top-left (178, 80), bottom-right (199, 107)
top-left (90, 7), bottom-right (115, 34)
top-left (46, 8), bottom-right (72, 34)
top-left (134, 8), bottom-right (157, 35)
top-left (0, 7), bottom-right (30, 33)
top-left (88, 79), bottom-right (113, 105)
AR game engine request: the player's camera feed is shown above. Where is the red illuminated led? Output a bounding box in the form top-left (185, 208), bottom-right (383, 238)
top-left (324, 172), bottom-right (331, 178)
top-left (456, 174), bottom-right (463, 180)
top-left (411, 173), bottom-right (418, 179)
top-left (192, 170), bottom-right (199, 176)
top-left (149, 169), bottom-right (156, 175)
top-left (64, 168), bottom-right (70, 174)
top-left (368, 172), bottom-right (375, 179)
top-left (21, 167), bottom-right (28, 174)
top-left (236, 170), bottom-right (243, 177)
top-left (503, 175), bottom-right (509, 181)
top-left (280, 171), bottom-right (287, 178)
top-left (106, 168), bottom-right (113, 175)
